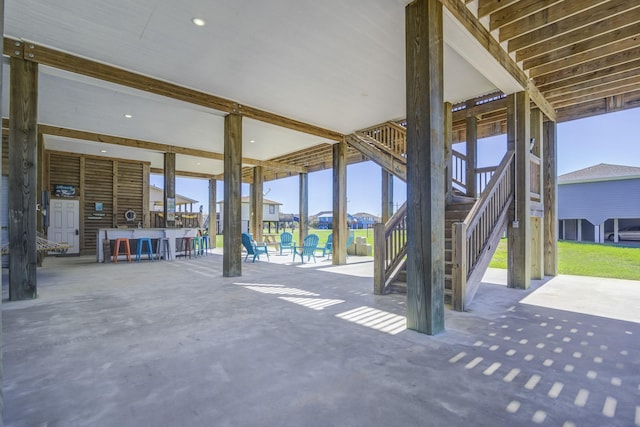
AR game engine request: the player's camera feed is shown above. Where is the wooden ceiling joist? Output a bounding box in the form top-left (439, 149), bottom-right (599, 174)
top-left (534, 45), bottom-right (640, 87)
top-left (489, 0), bottom-right (563, 31)
top-left (515, 10), bottom-right (640, 63)
top-left (539, 59), bottom-right (640, 96)
top-left (525, 24), bottom-right (640, 76)
top-left (498, 0), bottom-right (608, 42)
top-left (440, 0), bottom-right (556, 121)
top-left (33, 124), bottom-right (307, 174)
top-left (4, 38), bottom-right (343, 142)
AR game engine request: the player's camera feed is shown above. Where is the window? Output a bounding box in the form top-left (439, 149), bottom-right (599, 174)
top-left (269, 205), bottom-right (275, 214)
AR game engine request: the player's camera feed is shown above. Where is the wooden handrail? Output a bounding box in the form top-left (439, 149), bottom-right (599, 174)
top-left (452, 150), bottom-right (515, 311)
top-left (373, 201), bottom-right (407, 294)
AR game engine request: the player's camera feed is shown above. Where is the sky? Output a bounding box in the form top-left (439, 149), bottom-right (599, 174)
top-left (151, 108), bottom-right (640, 217)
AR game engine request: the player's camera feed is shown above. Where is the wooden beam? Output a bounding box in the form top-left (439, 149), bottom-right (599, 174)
top-left (500, 0), bottom-right (612, 43)
top-left (506, 92), bottom-right (531, 290)
top-left (142, 163), bottom-right (150, 228)
top-left (543, 120), bottom-right (558, 276)
top-left (406, 0), bottom-right (445, 335)
top-left (547, 75), bottom-right (640, 109)
top-left (489, 0), bottom-right (563, 31)
top-left (478, 0), bottom-right (518, 18)
top-left (534, 46), bottom-right (640, 87)
top-left (208, 179), bottom-right (217, 245)
top-left (332, 140), bottom-right (347, 265)
top-left (439, 0), bottom-right (556, 122)
top-left (150, 168), bottom-right (217, 180)
top-left (299, 173), bottom-right (308, 246)
top-left (530, 109), bottom-right (544, 280)
top-left (163, 153), bottom-right (176, 228)
top-left (9, 57), bottom-right (38, 300)
top-left (508, 0), bottom-right (640, 52)
top-left (34, 124), bottom-right (306, 174)
top-left (526, 23), bottom-right (640, 75)
top-left (515, 11), bottom-right (640, 63)
top-left (251, 166), bottom-right (264, 242)
top-left (381, 170), bottom-right (394, 223)
top-left (538, 58), bottom-right (640, 94)
top-left (223, 113), bottom-right (242, 277)
top-left (444, 101), bottom-right (453, 203)
top-left (5, 38), bottom-right (343, 142)
top-left (465, 114), bottom-right (477, 197)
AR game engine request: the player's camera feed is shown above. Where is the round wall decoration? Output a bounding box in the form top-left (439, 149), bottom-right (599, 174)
top-left (124, 209), bottom-right (137, 222)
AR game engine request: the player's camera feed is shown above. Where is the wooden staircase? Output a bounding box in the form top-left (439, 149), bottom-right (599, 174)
top-left (384, 196), bottom-right (476, 305)
top-left (349, 121), bottom-right (513, 310)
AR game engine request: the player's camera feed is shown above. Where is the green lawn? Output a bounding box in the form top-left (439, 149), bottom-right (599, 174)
top-left (489, 239), bottom-right (640, 280)
top-left (214, 228), bottom-right (376, 253)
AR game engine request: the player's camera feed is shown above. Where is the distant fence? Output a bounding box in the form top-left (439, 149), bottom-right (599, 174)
top-left (150, 212), bottom-right (203, 228)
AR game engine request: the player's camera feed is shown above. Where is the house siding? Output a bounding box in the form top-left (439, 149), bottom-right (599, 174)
top-left (558, 178), bottom-right (640, 225)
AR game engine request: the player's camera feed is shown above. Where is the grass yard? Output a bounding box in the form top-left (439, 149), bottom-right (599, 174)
top-left (489, 239), bottom-right (640, 280)
top-left (214, 228), bottom-right (376, 253)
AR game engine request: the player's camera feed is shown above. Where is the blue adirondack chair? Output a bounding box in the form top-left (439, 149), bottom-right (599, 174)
top-left (316, 233), bottom-right (332, 257)
top-left (327, 232), bottom-right (354, 259)
top-left (241, 233), bottom-right (270, 262)
top-left (279, 232), bottom-right (294, 255)
top-left (292, 234), bottom-right (320, 264)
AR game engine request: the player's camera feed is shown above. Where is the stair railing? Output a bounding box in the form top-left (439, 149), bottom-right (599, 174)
top-left (359, 121), bottom-right (407, 159)
top-left (451, 150), bottom-right (515, 311)
top-left (373, 201), bottom-right (407, 294)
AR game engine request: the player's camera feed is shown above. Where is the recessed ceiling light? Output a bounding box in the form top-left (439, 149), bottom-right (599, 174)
top-left (196, 162), bottom-right (201, 166)
top-left (192, 18), bottom-right (206, 26)
top-left (250, 140), bottom-right (255, 144)
top-left (100, 149), bottom-right (107, 153)
top-left (124, 114), bottom-right (133, 119)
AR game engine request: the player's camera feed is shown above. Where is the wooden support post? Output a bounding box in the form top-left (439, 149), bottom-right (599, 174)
top-left (163, 152), bottom-right (176, 228)
top-left (444, 102), bottom-right (453, 203)
top-left (613, 218), bottom-right (619, 243)
top-left (373, 223), bottom-right (385, 295)
top-left (299, 173), bottom-right (308, 245)
top-left (543, 120), bottom-right (558, 276)
top-left (208, 178), bottom-right (217, 246)
top-left (252, 166), bottom-right (264, 242)
top-left (465, 114), bottom-right (477, 197)
top-left (405, 0), bottom-right (445, 335)
top-left (36, 133), bottom-right (44, 267)
top-left (112, 161), bottom-right (118, 227)
top-left (142, 163), bottom-right (150, 228)
top-left (332, 140), bottom-right (347, 265)
top-left (530, 109), bottom-right (544, 280)
top-left (507, 92), bottom-right (531, 290)
top-left (223, 113), bottom-right (242, 277)
top-left (9, 57), bottom-right (38, 300)
top-left (0, 2), bottom-right (6, 419)
top-left (381, 170), bottom-right (393, 223)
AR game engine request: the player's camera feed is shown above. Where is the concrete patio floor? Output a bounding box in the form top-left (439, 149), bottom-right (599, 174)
top-left (2, 251), bottom-right (639, 426)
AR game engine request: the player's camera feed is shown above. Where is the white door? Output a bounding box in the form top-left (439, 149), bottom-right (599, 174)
top-left (48, 199), bottom-right (80, 254)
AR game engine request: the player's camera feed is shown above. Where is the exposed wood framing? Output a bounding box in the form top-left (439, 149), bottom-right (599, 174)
top-left (506, 92), bottom-right (531, 290)
top-left (5, 38), bottom-right (342, 142)
top-left (163, 153), bottom-right (176, 228)
top-left (439, 0), bottom-right (556, 122)
top-left (332, 140), bottom-right (347, 265)
top-left (223, 113), bottom-right (242, 277)
top-left (406, 0), bottom-right (445, 335)
top-left (9, 56), bottom-right (38, 300)
top-left (543, 120), bottom-right (558, 276)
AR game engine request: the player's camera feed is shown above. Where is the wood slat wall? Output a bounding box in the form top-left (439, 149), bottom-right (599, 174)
top-left (116, 161), bottom-right (144, 228)
top-left (47, 150), bottom-right (147, 254)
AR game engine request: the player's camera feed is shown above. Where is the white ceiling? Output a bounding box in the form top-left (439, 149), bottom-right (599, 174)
top-left (3, 0), bottom-right (521, 177)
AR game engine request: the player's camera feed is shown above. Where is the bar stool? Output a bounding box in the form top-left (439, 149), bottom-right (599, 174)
top-left (200, 235), bottom-right (210, 256)
top-left (182, 237), bottom-right (193, 259)
top-left (113, 238), bottom-right (132, 263)
top-left (157, 237), bottom-right (172, 261)
top-left (136, 237), bottom-right (154, 262)
top-left (193, 235), bottom-right (204, 256)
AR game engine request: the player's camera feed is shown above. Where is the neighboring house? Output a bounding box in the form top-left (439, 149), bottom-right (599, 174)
top-left (558, 163), bottom-right (640, 243)
top-left (310, 211), bottom-right (357, 229)
top-left (217, 197), bottom-right (282, 233)
top-left (352, 212), bottom-right (381, 229)
top-left (149, 184), bottom-right (199, 212)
